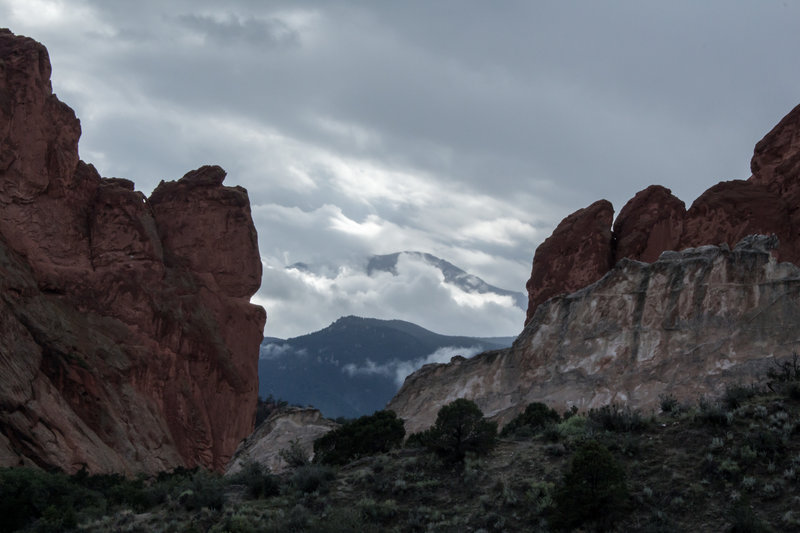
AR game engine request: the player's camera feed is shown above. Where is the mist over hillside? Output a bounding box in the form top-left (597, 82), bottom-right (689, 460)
top-left (258, 316), bottom-right (514, 419)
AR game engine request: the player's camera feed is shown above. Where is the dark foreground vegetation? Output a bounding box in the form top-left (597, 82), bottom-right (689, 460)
top-left (5, 355), bottom-right (800, 532)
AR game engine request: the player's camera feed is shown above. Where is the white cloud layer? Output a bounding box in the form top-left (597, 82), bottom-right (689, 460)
top-left (256, 253), bottom-right (524, 338)
top-left (342, 345), bottom-right (484, 388)
top-left (3, 1), bottom-right (800, 337)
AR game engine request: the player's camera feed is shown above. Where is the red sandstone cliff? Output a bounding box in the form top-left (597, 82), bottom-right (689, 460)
top-left (0, 29), bottom-right (265, 473)
top-left (526, 103), bottom-right (800, 324)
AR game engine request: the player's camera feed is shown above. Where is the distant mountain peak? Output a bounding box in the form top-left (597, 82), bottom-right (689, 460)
top-left (259, 315), bottom-right (515, 419)
top-left (367, 251), bottom-right (527, 310)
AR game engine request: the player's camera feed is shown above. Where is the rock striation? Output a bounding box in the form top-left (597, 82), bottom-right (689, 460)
top-left (0, 29), bottom-right (265, 473)
top-left (525, 103), bottom-right (800, 323)
top-left (389, 236), bottom-right (800, 434)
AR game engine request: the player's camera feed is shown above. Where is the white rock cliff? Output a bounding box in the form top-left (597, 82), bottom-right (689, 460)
top-left (388, 235), bottom-right (800, 434)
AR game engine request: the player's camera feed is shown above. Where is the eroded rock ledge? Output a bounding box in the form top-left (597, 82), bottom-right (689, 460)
top-left (389, 235), bottom-right (800, 434)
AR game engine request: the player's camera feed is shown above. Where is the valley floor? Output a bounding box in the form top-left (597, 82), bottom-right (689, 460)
top-left (5, 373), bottom-right (800, 532)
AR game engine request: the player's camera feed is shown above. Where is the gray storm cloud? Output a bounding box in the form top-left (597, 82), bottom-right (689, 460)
top-left (4, 0), bottom-right (800, 337)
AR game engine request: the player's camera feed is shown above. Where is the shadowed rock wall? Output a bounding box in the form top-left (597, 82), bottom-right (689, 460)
top-left (0, 29), bottom-right (265, 473)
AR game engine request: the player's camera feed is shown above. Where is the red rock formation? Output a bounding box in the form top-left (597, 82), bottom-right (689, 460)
top-left (524, 200), bottom-right (614, 324)
top-left (525, 103), bottom-right (800, 324)
top-left (0, 29), bottom-right (265, 473)
top-left (750, 103), bottom-right (800, 263)
top-left (612, 185), bottom-right (685, 263)
top-left (680, 180), bottom-right (794, 261)
top-left (750, 103), bottom-right (800, 194)
top-left (391, 237), bottom-right (800, 434)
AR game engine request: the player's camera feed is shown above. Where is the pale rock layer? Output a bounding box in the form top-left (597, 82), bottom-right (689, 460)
top-left (389, 237), bottom-right (800, 435)
top-left (226, 409), bottom-right (338, 475)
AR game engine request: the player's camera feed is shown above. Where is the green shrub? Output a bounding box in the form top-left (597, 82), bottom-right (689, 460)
top-left (659, 393), bottom-right (681, 413)
top-left (697, 398), bottom-right (730, 426)
top-left (424, 399), bottom-right (498, 464)
top-left (358, 497), bottom-right (399, 524)
top-left (556, 415), bottom-right (588, 440)
top-left (500, 402), bottom-right (560, 438)
top-left (722, 384), bottom-right (760, 410)
top-left (562, 405), bottom-right (579, 419)
top-left (405, 428), bottom-right (436, 449)
top-left (279, 439), bottom-right (310, 468)
top-left (0, 467), bottom-right (98, 533)
top-left (314, 410), bottom-right (405, 465)
top-left (180, 470), bottom-right (227, 511)
top-left (553, 440), bottom-right (628, 531)
top-left (746, 428), bottom-right (785, 458)
top-left (229, 460), bottom-right (280, 499)
top-left (290, 464), bottom-right (335, 494)
top-left (728, 501), bottom-right (773, 533)
top-left (588, 404), bottom-right (648, 432)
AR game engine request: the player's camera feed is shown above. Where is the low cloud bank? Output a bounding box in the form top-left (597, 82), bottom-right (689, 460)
top-left (342, 345), bottom-right (485, 387)
top-left (260, 343), bottom-right (307, 360)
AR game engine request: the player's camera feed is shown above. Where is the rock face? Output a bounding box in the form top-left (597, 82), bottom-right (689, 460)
top-left (391, 103), bottom-right (800, 434)
top-left (0, 29), bottom-right (265, 473)
top-left (389, 236), bottom-right (800, 434)
top-left (612, 185), bottom-right (685, 264)
top-left (524, 200), bottom-right (614, 324)
top-left (525, 103), bottom-right (800, 323)
top-left (226, 408), bottom-right (338, 475)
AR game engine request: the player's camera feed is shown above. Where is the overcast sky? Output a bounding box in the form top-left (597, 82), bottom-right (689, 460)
top-left (3, 1), bottom-right (800, 338)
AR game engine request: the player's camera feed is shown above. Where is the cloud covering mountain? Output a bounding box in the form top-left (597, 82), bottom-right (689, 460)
top-left (4, 1), bottom-right (800, 337)
top-left (262, 251), bottom-right (526, 338)
top-left (258, 316), bottom-right (514, 418)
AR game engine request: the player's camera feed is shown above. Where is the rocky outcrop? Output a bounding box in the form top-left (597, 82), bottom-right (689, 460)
top-left (0, 29), bottom-right (265, 473)
top-left (226, 409), bottom-right (338, 475)
top-left (393, 103), bottom-right (800, 434)
top-left (680, 180), bottom-right (794, 262)
top-left (389, 236), bottom-right (800, 434)
top-left (525, 103), bottom-right (800, 324)
top-left (524, 200), bottom-right (614, 324)
top-left (612, 185), bottom-right (685, 264)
